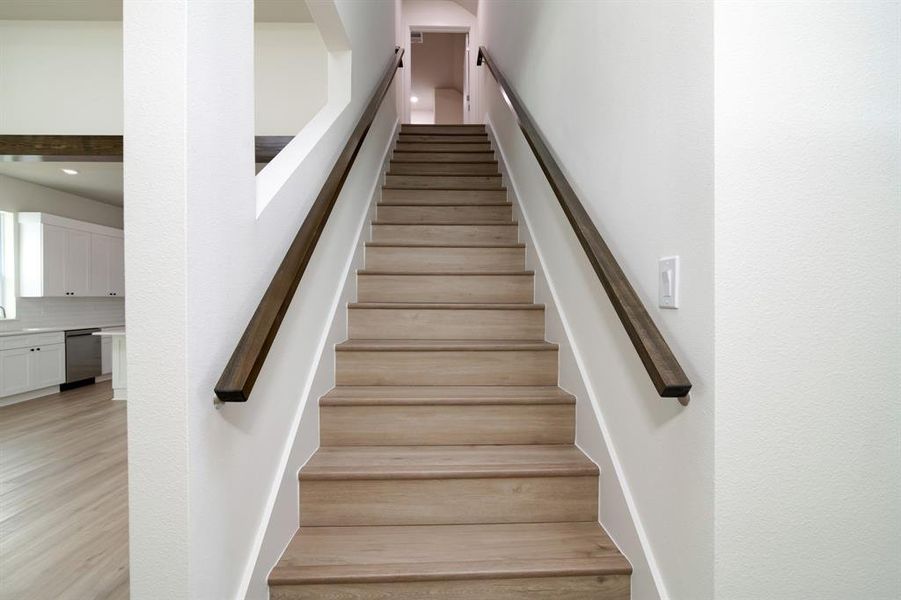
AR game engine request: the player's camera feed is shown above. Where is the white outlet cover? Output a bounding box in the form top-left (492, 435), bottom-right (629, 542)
top-left (658, 256), bottom-right (679, 309)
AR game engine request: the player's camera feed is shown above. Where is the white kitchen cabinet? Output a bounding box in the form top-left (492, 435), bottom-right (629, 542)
top-left (31, 343), bottom-right (65, 389)
top-left (90, 234), bottom-right (125, 297)
top-left (19, 213), bottom-right (124, 298)
top-left (65, 229), bottom-right (92, 296)
top-left (0, 333), bottom-right (67, 398)
top-left (0, 347), bottom-right (32, 396)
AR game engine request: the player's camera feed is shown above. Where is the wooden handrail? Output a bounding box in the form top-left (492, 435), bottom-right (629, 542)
top-left (0, 135), bottom-right (297, 164)
top-left (477, 46), bottom-right (691, 400)
top-left (214, 47), bottom-right (404, 402)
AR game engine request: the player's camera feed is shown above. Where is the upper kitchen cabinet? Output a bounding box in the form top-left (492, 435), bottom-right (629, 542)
top-left (18, 213), bottom-right (124, 298)
top-left (90, 234), bottom-right (125, 297)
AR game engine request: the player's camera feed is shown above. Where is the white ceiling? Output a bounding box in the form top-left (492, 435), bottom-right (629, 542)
top-left (450, 0), bottom-right (477, 15)
top-left (0, 162), bottom-right (123, 206)
top-left (0, 0), bottom-right (313, 22)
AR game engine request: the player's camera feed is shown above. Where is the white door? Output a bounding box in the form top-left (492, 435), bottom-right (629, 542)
top-left (0, 348), bottom-right (32, 396)
top-left (41, 224), bottom-right (67, 297)
top-left (65, 229), bottom-right (92, 296)
top-left (31, 343), bottom-right (65, 388)
top-left (109, 237), bottom-right (124, 296)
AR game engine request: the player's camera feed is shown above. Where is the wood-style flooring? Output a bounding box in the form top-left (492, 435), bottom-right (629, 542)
top-left (0, 382), bottom-right (128, 600)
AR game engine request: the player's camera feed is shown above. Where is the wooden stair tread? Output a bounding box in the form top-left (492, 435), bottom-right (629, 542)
top-left (371, 220), bottom-right (515, 225)
top-left (299, 445), bottom-right (597, 480)
top-left (391, 152), bottom-right (496, 163)
top-left (269, 522), bottom-right (630, 585)
top-left (358, 269), bottom-right (533, 275)
top-left (347, 302), bottom-right (543, 310)
top-left (366, 242), bottom-right (523, 248)
top-left (379, 202), bottom-right (509, 206)
top-left (320, 385), bottom-right (575, 406)
top-left (336, 339), bottom-right (557, 352)
top-left (383, 186), bottom-right (506, 191)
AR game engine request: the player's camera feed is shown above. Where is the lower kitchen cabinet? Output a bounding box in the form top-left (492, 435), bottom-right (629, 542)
top-left (0, 334), bottom-right (66, 398)
top-left (31, 343), bottom-right (66, 389)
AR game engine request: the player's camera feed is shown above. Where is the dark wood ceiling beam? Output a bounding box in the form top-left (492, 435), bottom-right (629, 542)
top-left (0, 135), bottom-right (292, 163)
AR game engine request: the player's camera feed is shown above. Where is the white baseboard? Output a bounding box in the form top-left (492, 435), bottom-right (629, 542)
top-left (0, 385), bottom-right (61, 408)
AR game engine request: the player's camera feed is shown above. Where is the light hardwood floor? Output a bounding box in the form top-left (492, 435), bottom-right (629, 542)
top-left (0, 381), bottom-right (128, 600)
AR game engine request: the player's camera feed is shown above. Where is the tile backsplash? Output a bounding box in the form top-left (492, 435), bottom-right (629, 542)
top-left (0, 297), bottom-right (125, 332)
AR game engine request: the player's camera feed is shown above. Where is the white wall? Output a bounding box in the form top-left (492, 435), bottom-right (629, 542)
top-left (479, 1), bottom-right (714, 598)
top-left (401, 0), bottom-right (480, 123)
top-left (0, 20), bottom-right (123, 134)
top-left (1, 19), bottom-right (330, 136)
top-left (714, 3), bottom-right (901, 599)
top-left (0, 174), bottom-right (123, 228)
top-left (124, 2), bottom-right (398, 599)
top-left (255, 23), bottom-right (328, 135)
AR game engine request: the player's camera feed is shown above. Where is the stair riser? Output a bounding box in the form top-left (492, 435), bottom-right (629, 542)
top-left (382, 188), bottom-right (507, 204)
top-left (377, 205), bottom-right (512, 223)
top-left (371, 224), bottom-right (518, 245)
top-left (320, 404), bottom-right (575, 445)
top-left (357, 274), bottom-right (534, 303)
top-left (299, 476), bottom-right (597, 526)
top-left (385, 175), bottom-right (503, 190)
top-left (398, 135), bottom-right (488, 143)
top-left (395, 143), bottom-right (492, 153)
top-left (348, 307), bottom-right (544, 340)
top-left (400, 125), bottom-right (486, 135)
top-left (335, 349), bottom-right (557, 385)
top-left (392, 151), bottom-right (495, 163)
top-left (365, 246), bottom-right (525, 273)
top-left (389, 162), bottom-right (499, 175)
top-left (271, 575), bottom-right (630, 600)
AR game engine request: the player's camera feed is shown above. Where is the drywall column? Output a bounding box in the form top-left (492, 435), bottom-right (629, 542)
top-left (715, 3), bottom-right (901, 598)
top-left (123, 1), bottom-right (254, 598)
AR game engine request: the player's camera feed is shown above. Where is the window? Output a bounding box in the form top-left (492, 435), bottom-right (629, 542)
top-left (0, 211), bottom-right (16, 319)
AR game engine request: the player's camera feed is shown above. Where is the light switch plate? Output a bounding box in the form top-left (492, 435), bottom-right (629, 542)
top-left (658, 256), bottom-right (679, 309)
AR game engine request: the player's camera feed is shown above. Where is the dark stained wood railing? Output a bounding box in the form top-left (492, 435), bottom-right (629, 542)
top-left (0, 135), bottom-right (295, 163)
top-left (214, 47), bottom-right (404, 402)
top-left (477, 46), bottom-right (692, 400)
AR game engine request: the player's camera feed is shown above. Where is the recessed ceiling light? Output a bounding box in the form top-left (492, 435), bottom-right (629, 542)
top-left (410, 96), bottom-right (419, 104)
top-left (61, 168), bottom-right (79, 175)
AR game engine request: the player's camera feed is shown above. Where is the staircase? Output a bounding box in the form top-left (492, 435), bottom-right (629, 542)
top-left (268, 124), bottom-right (632, 599)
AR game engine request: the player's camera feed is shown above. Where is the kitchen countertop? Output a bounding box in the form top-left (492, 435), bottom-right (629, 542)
top-left (93, 327), bottom-right (125, 337)
top-left (0, 323), bottom-right (125, 337)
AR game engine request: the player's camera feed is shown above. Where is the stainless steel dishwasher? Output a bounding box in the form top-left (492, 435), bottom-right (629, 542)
top-left (65, 328), bottom-right (102, 385)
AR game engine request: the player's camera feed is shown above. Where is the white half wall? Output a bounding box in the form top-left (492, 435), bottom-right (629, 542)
top-left (245, 115), bottom-right (399, 600)
top-left (479, 2), bottom-right (714, 599)
top-left (124, 1), bottom-right (397, 599)
top-left (714, 3), bottom-right (901, 599)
